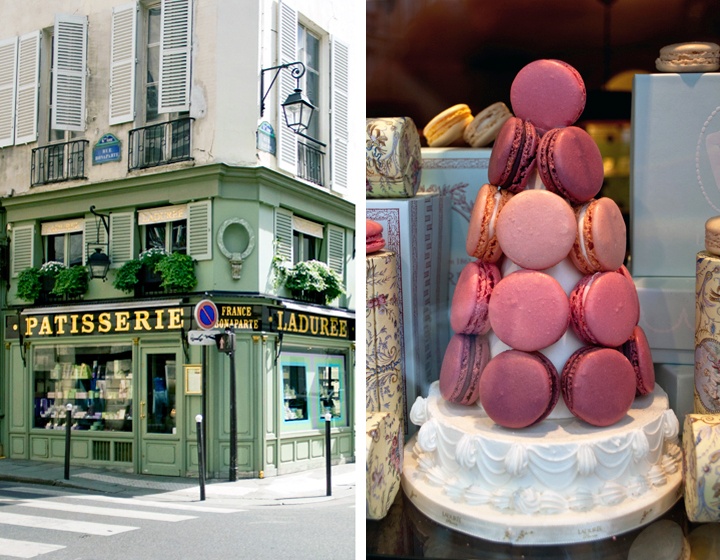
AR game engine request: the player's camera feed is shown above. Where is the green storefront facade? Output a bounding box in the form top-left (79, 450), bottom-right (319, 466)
top-left (0, 164), bottom-right (356, 478)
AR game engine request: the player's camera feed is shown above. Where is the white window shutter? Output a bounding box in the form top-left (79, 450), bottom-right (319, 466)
top-left (330, 37), bottom-right (349, 195)
top-left (187, 200), bottom-right (212, 261)
top-left (14, 31), bottom-right (40, 145)
top-left (109, 212), bottom-right (135, 265)
top-left (274, 208), bottom-right (293, 263)
top-left (0, 37), bottom-right (18, 148)
top-left (276, 1), bottom-right (297, 174)
top-left (159, 0), bottom-right (192, 113)
top-left (11, 224), bottom-right (35, 278)
top-left (326, 224), bottom-right (345, 278)
top-left (109, 2), bottom-right (137, 125)
top-left (52, 14), bottom-right (87, 132)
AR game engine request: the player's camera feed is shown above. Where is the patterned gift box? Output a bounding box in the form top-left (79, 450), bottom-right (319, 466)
top-left (684, 414), bottom-right (720, 522)
top-left (366, 411), bottom-right (403, 521)
top-left (367, 193), bottom-right (449, 422)
top-left (366, 251), bottom-right (405, 430)
top-left (366, 117), bottom-right (422, 198)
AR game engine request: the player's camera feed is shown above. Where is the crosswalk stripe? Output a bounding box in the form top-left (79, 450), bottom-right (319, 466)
top-left (64, 494), bottom-right (245, 513)
top-left (0, 511), bottom-right (137, 535)
top-left (0, 537), bottom-right (65, 559)
top-left (16, 501), bottom-right (196, 522)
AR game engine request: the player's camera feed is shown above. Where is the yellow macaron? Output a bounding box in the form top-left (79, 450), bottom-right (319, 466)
top-left (423, 104), bottom-right (473, 147)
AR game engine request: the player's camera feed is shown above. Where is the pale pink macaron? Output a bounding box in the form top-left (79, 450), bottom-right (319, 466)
top-left (488, 270), bottom-right (570, 352)
top-left (439, 333), bottom-right (490, 406)
top-left (465, 184), bottom-right (514, 262)
top-left (569, 270), bottom-right (640, 347)
top-left (570, 197), bottom-right (627, 275)
top-left (450, 260), bottom-right (502, 334)
top-left (496, 189), bottom-right (577, 270)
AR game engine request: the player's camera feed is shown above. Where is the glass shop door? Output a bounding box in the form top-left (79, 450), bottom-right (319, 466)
top-left (139, 347), bottom-right (182, 476)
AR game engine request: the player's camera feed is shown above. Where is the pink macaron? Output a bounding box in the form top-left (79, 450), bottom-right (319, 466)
top-left (465, 184), bottom-right (514, 262)
top-left (439, 333), bottom-right (490, 406)
top-left (495, 189), bottom-right (577, 270)
top-left (561, 346), bottom-right (636, 427)
top-left (569, 271), bottom-right (639, 347)
top-left (488, 270), bottom-right (570, 352)
top-left (570, 198), bottom-right (627, 275)
top-left (537, 126), bottom-right (604, 204)
top-left (487, 117), bottom-right (539, 193)
top-left (479, 349), bottom-right (560, 429)
top-left (621, 325), bottom-right (655, 396)
top-left (366, 219), bottom-right (385, 254)
top-left (510, 59), bottom-right (586, 134)
top-left (450, 260), bottom-right (502, 334)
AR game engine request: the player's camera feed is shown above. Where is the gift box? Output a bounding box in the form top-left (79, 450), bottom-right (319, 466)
top-left (367, 193), bottom-right (450, 413)
top-left (366, 251), bottom-right (405, 429)
top-left (366, 117), bottom-right (422, 198)
top-left (684, 414), bottom-right (720, 522)
top-left (631, 73), bottom-right (720, 277)
top-left (366, 411), bottom-right (403, 520)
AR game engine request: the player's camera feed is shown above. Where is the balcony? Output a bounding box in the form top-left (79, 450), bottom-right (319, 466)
top-left (297, 140), bottom-right (325, 187)
top-left (31, 140), bottom-right (89, 187)
top-left (128, 117), bottom-right (194, 171)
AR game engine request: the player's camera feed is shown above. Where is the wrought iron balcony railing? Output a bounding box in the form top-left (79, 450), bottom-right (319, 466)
top-left (297, 139), bottom-right (325, 187)
top-left (31, 140), bottom-right (89, 187)
top-left (128, 117), bottom-right (194, 171)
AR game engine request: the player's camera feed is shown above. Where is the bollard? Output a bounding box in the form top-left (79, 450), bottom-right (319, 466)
top-left (325, 412), bottom-right (332, 496)
top-left (64, 403), bottom-right (73, 480)
top-left (196, 414), bottom-right (206, 501)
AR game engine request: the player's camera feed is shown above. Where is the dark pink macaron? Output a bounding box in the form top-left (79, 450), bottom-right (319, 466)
top-left (570, 198), bottom-right (627, 275)
top-left (479, 349), bottom-right (560, 429)
top-left (561, 346), bottom-right (636, 427)
top-left (439, 333), bottom-right (490, 406)
top-left (537, 126), bottom-right (604, 204)
top-left (488, 117), bottom-right (539, 193)
top-left (569, 271), bottom-right (639, 347)
top-left (621, 326), bottom-right (655, 396)
top-left (450, 260), bottom-right (502, 334)
top-left (510, 59), bottom-right (586, 134)
top-left (488, 270), bottom-right (570, 352)
top-left (495, 189), bottom-right (577, 270)
top-left (366, 219), bottom-right (385, 254)
top-left (465, 184), bottom-right (514, 262)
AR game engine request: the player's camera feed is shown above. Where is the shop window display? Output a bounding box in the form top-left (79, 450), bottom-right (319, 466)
top-left (34, 344), bottom-right (133, 431)
top-left (146, 353), bottom-right (177, 434)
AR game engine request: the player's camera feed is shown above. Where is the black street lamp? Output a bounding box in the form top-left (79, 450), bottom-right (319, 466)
top-left (88, 206), bottom-right (111, 280)
top-left (260, 61), bottom-right (317, 137)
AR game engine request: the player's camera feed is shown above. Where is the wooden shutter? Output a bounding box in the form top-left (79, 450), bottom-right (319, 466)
top-left (187, 200), bottom-right (212, 261)
top-left (52, 14), bottom-right (87, 131)
top-left (159, 0), bottom-right (192, 113)
top-left (109, 212), bottom-right (134, 265)
top-left (109, 2), bottom-right (137, 125)
top-left (276, 1), bottom-right (297, 174)
top-left (11, 224), bottom-right (34, 278)
top-left (330, 37), bottom-right (349, 195)
top-left (326, 224), bottom-right (345, 277)
top-left (274, 208), bottom-right (293, 263)
top-left (0, 37), bottom-right (18, 147)
top-left (14, 31), bottom-right (40, 145)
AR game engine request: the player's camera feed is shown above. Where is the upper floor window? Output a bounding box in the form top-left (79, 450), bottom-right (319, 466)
top-left (297, 24), bottom-right (320, 143)
top-left (41, 219), bottom-right (84, 267)
top-left (138, 205), bottom-right (188, 254)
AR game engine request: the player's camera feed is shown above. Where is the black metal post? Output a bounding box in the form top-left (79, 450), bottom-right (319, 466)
top-left (63, 404), bottom-right (72, 480)
top-left (325, 413), bottom-right (332, 496)
top-left (196, 414), bottom-right (206, 501)
top-left (228, 339), bottom-right (238, 482)
top-left (201, 345), bottom-right (208, 478)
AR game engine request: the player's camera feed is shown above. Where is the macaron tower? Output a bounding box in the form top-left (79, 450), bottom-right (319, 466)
top-left (406, 59), bottom-right (682, 544)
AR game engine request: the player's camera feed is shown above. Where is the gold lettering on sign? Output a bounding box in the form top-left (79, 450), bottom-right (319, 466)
top-left (135, 310), bottom-right (151, 331)
top-left (274, 310), bottom-right (350, 339)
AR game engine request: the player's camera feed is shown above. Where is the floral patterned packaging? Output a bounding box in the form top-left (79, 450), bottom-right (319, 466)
top-left (366, 411), bottom-right (403, 520)
top-left (366, 117), bottom-right (422, 198)
top-left (695, 251), bottom-right (720, 413)
top-left (684, 413), bottom-right (720, 521)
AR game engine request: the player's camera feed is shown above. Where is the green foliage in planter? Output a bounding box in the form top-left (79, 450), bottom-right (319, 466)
top-left (51, 265), bottom-right (89, 298)
top-left (113, 259), bottom-right (143, 293)
top-left (16, 267), bottom-right (42, 302)
top-left (272, 257), bottom-right (346, 304)
top-left (155, 252), bottom-right (197, 292)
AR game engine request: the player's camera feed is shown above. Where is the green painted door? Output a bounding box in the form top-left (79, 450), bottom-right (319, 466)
top-left (139, 347), bottom-right (182, 476)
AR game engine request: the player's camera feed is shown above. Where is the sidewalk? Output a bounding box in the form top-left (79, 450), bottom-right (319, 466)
top-left (0, 457), bottom-right (357, 506)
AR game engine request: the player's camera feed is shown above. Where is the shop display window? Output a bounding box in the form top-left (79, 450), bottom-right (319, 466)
top-left (146, 353), bottom-right (177, 434)
top-left (33, 344), bottom-right (133, 431)
top-left (281, 352), bottom-right (347, 431)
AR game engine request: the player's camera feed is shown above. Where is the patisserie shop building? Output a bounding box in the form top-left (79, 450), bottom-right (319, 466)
top-left (0, 0), bottom-right (357, 478)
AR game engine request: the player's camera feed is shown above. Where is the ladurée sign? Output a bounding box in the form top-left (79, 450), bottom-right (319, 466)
top-left (6, 304), bottom-right (354, 340)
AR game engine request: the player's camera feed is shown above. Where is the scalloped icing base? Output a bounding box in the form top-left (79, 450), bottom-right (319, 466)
top-left (403, 440), bottom-right (682, 545)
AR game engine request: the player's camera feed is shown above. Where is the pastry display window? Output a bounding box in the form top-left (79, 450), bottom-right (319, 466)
top-left (280, 352), bottom-right (347, 431)
top-left (33, 344), bottom-right (133, 431)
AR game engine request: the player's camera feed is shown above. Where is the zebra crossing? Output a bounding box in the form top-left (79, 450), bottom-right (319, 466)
top-left (0, 485), bottom-right (244, 559)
